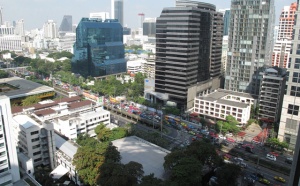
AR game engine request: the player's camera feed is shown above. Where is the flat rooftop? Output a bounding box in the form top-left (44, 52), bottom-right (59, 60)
top-left (112, 136), bottom-right (170, 180)
top-left (55, 133), bottom-right (78, 159)
top-left (0, 77), bottom-right (54, 99)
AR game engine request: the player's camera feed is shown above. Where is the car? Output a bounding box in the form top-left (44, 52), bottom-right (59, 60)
top-left (242, 144), bottom-right (254, 149)
top-left (270, 152), bottom-right (279, 157)
top-left (250, 174), bottom-right (258, 181)
top-left (285, 157), bottom-right (293, 164)
top-left (274, 176), bottom-right (286, 183)
top-left (259, 178), bottom-right (270, 185)
top-left (266, 154), bottom-right (276, 161)
top-left (255, 173), bottom-right (264, 179)
top-left (236, 140), bottom-right (244, 145)
top-left (189, 131), bottom-right (196, 135)
top-left (218, 134), bottom-right (226, 140)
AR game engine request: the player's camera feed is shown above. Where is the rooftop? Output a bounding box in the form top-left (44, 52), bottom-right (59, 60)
top-left (0, 77), bottom-right (54, 99)
top-left (112, 136), bottom-right (170, 180)
top-left (13, 115), bottom-right (39, 129)
top-left (55, 133), bottom-right (78, 159)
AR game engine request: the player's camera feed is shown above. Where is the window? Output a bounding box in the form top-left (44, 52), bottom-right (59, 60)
top-left (288, 104), bottom-right (299, 115)
top-left (34, 158), bottom-right (42, 162)
top-left (32, 144), bottom-right (40, 149)
top-left (0, 134), bottom-right (3, 139)
top-left (290, 86), bottom-right (300, 97)
top-left (286, 118), bottom-right (298, 130)
top-left (0, 167), bottom-right (8, 173)
top-left (31, 131), bottom-right (39, 135)
top-left (33, 151), bottom-right (41, 156)
top-left (295, 58), bottom-right (300, 69)
top-left (31, 137), bottom-right (39, 142)
top-left (0, 143), bottom-right (4, 148)
top-left (292, 72), bottom-right (300, 83)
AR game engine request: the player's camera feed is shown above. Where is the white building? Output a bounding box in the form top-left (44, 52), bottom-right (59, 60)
top-left (14, 19), bottom-right (25, 36)
top-left (127, 59), bottom-right (143, 74)
top-left (272, 39), bottom-right (291, 68)
top-left (0, 96), bottom-right (20, 185)
top-left (43, 20), bottom-right (58, 39)
top-left (57, 32), bottom-right (76, 53)
top-left (12, 114), bottom-right (56, 170)
top-left (0, 35), bottom-right (22, 51)
top-left (53, 108), bottom-right (110, 140)
top-left (221, 36), bottom-right (228, 76)
top-left (193, 89), bottom-right (254, 124)
top-left (141, 56), bottom-right (155, 79)
top-left (89, 12), bottom-right (110, 20)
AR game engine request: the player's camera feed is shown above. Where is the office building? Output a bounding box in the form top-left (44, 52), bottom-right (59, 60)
top-left (43, 20), bottom-right (58, 39)
top-left (12, 114), bottom-right (56, 169)
top-left (127, 59), bottom-right (143, 74)
top-left (221, 36), bottom-right (229, 76)
top-left (0, 7), bottom-right (3, 26)
top-left (194, 89), bottom-right (254, 124)
top-left (0, 96), bottom-right (20, 185)
top-left (143, 18), bottom-right (156, 37)
top-left (278, 0), bottom-right (300, 150)
top-left (272, 3), bottom-right (297, 68)
top-left (155, 0), bottom-right (223, 108)
top-left (57, 32), bottom-right (76, 53)
top-left (59, 15), bottom-right (73, 33)
top-left (0, 35), bottom-right (22, 51)
top-left (289, 125), bottom-right (300, 186)
top-left (219, 9), bottom-right (230, 36)
top-left (72, 18), bottom-right (126, 77)
top-left (111, 0), bottom-right (124, 26)
top-left (90, 12), bottom-right (110, 20)
top-left (14, 19), bottom-right (25, 36)
top-left (258, 67), bottom-right (287, 123)
top-left (224, 0), bottom-right (275, 96)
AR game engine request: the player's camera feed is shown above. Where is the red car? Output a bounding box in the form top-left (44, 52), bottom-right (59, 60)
top-left (242, 144), bottom-right (254, 149)
top-left (226, 138), bottom-right (235, 143)
top-left (270, 152), bottom-right (279, 157)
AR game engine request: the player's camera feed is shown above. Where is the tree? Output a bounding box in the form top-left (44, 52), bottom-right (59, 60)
top-left (0, 70), bottom-right (9, 78)
top-left (215, 164), bottom-right (241, 186)
top-left (216, 115), bottom-right (240, 134)
top-left (22, 95), bottom-right (41, 106)
top-left (139, 174), bottom-right (164, 186)
top-left (95, 123), bottom-right (113, 142)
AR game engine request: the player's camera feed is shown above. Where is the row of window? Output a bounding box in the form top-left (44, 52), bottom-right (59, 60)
top-left (85, 115), bottom-right (109, 124)
top-left (195, 108), bottom-right (242, 122)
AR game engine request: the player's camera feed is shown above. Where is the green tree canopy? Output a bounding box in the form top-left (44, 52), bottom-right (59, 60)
top-left (215, 164), bottom-right (241, 186)
top-left (22, 95), bottom-right (41, 106)
top-left (0, 70), bottom-right (9, 79)
top-left (216, 115), bottom-right (240, 134)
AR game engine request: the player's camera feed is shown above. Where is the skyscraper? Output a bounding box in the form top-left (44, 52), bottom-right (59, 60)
top-left (143, 18), bottom-right (156, 37)
top-left (0, 96), bottom-right (20, 185)
top-left (278, 0), bottom-right (300, 150)
top-left (272, 3), bottom-right (297, 68)
top-left (14, 19), bottom-right (25, 36)
top-left (59, 15), bottom-right (73, 33)
top-left (219, 9), bottom-right (230, 36)
top-left (43, 20), bottom-right (58, 39)
top-left (111, 0), bottom-right (124, 26)
top-left (225, 0), bottom-right (275, 96)
top-left (0, 7), bottom-right (3, 26)
top-left (155, 0), bottom-right (223, 108)
top-left (72, 18), bottom-right (126, 77)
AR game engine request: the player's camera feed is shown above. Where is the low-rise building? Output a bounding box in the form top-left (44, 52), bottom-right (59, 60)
top-left (193, 89), bottom-right (254, 124)
top-left (127, 59), bottom-right (144, 74)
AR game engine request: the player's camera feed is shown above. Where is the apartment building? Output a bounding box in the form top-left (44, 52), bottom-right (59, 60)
top-left (12, 114), bottom-right (56, 170)
top-left (258, 67), bottom-right (287, 123)
top-left (142, 56), bottom-right (155, 79)
top-left (193, 89), bottom-right (254, 124)
top-left (0, 96), bottom-right (20, 185)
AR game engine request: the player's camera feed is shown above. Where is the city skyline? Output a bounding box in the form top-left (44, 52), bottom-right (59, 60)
top-left (0, 0), bottom-right (294, 30)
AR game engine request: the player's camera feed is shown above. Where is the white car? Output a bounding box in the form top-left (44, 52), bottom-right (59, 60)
top-left (266, 154), bottom-right (276, 161)
top-left (218, 134), bottom-right (226, 140)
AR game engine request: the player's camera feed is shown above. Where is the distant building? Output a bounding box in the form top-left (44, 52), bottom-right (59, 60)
top-left (123, 27), bottom-right (131, 35)
top-left (127, 59), bottom-right (144, 74)
top-left (193, 89), bottom-right (254, 124)
top-left (72, 18), bottom-right (126, 77)
top-left (143, 18), bottom-right (156, 37)
top-left (221, 36), bottom-right (229, 76)
top-left (89, 12), bottom-right (110, 20)
top-left (14, 19), bottom-right (25, 36)
top-left (0, 96), bottom-right (20, 185)
top-left (43, 20), bottom-right (58, 39)
top-left (258, 67), bottom-right (287, 123)
top-left (111, 0), bottom-right (124, 26)
top-left (59, 15), bottom-right (73, 33)
top-left (57, 32), bottom-right (76, 53)
top-left (219, 9), bottom-right (230, 36)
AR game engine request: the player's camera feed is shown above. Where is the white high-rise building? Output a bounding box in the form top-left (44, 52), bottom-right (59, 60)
top-left (0, 7), bottom-right (3, 26)
top-left (89, 12), bottom-right (110, 20)
top-left (0, 96), bottom-right (20, 185)
top-left (43, 20), bottom-right (58, 39)
top-left (14, 19), bottom-right (25, 36)
top-left (111, 0), bottom-right (124, 26)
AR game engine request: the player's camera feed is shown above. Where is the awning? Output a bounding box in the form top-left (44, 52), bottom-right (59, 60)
top-left (50, 164), bottom-right (69, 180)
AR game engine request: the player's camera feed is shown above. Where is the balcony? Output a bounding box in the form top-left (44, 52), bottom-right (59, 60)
top-left (40, 140), bottom-right (47, 144)
top-left (42, 153), bottom-right (49, 158)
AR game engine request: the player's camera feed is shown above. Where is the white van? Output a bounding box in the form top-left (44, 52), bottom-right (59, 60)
top-left (266, 154), bottom-right (276, 161)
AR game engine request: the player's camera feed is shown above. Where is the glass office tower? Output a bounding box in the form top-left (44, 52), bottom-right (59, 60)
top-left (72, 18), bottom-right (126, 77)
top-left (111, 0), bottom-right (124, 26)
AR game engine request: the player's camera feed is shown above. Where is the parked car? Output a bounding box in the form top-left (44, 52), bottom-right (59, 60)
top-left (269, 152), bottom-right (279, 157)
top-left (259, 178), bottom-right (270, 185)
top-left (285, 157), bottom-right (293, 164)
top-left (274, 176), bottom-right (286, 183)
top-left (218, 134), bottom-right (226, 140)
top-left (266, 154), bottom-right (276, 161)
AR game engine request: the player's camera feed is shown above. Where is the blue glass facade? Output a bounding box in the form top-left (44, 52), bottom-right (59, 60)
top-left (223, 10), bottom-right (230, 36)
top-left (72, 18), bottom-right (126, 77)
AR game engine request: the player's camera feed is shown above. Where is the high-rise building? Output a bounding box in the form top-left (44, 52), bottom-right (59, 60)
top-left (72, 18), bottom-right (126, 77)
top-left (0, 96), bottom-right (20, 185)
top-left (14, 19), bottom-right (25, 36)
top-left (155, 0), bottom-right (223, 108)
top-left (143, 18), bottom-right (156, 37)
top-left (219, 9), bottom-right (230, 36)
top-left (272, 3), bottom-right (297, 68)
top-left (225, 0), bottom-right (275, 96)
top-left (90, 12), bottom-right (110, 20)
top-left (0, 7), bottom-right (3, 26)
top-left (59, 15), bottom-right (73, 33)
top-left (111, 0), bottom-right (124, 26)
top-left (43, 20), bottom-right (58, 39)
top-left (258, 67), bottom-right (287, 123)
top-left (278, 0), bottom-right (300, 150)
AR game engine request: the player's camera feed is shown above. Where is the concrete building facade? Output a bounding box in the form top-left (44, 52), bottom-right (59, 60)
top-left (225, 0), bottom-right (275, 96)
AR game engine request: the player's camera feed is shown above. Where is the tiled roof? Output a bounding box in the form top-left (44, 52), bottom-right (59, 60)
top-left (34, 108), bottom-right (56, 116)
top-left (68, 100), bottom-right (94, 110)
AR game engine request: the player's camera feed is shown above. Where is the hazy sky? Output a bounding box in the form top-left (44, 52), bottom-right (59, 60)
top-left (0, 0), bottom-right (296, 30)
